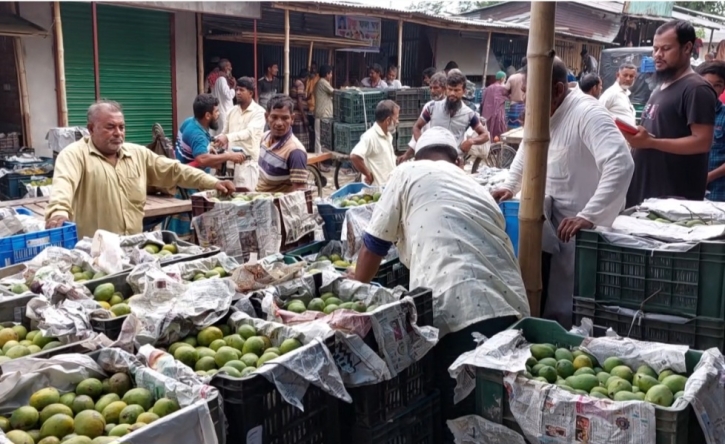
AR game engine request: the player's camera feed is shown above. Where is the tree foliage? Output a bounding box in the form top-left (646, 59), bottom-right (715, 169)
top-left (408, 1), bottom-right (501, 15)
top-left (676, 1), bottom-right (725, 16)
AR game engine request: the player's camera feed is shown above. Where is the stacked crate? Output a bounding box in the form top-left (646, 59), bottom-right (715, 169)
top-left (390, 87), bottom-right (430, 153)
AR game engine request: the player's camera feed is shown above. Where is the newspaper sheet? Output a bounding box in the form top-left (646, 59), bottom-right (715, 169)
top-left (680, 348), bottom-right (725, 444)
top-left (447, 414), bottom-right (526, 444)
top-left (277, 191), bottom-right (317, 244)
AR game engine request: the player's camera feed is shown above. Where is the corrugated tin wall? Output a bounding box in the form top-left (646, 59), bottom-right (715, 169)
top-left (623, 1), bottom-right (673, 17)
top-left (491, 33), bottom-right (602, 75)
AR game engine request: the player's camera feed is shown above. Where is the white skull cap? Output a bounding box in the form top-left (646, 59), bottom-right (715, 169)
top-left (414, 126), bottom-right (461, 156)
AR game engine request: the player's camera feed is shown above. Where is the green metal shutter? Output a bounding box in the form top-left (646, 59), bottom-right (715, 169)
top-left (97, 5), bottom-right (172, 145)
top-left (61, 3), bottom-right (95, 127)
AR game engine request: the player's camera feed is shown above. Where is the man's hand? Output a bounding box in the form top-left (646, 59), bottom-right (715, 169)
top-left (215, 180), bottom-right (236, 195)
top-left (46, 215), bottom-right (69, 229)
top-left (557, 216), bottom-right (594, 242)
top-left (214, 134), bottom-right (229, 149)
top-left (396, 151), bottom-right (412, 165)
top-left (490, 188), bottom-right (513, 203)
top-left (363, 172), bottom-right (374, 185)
top-left (623, 126), bottom-right (653, 149)
top-left (227, 152), bottom-right (247, 164)
top-left (460, 139), bottom-right (474, 153)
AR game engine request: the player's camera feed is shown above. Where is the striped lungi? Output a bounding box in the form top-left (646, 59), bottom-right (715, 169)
top-left (507, 102), bottom-right (525, 129)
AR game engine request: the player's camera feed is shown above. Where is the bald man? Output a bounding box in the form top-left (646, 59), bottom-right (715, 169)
top-left (46, 100), bottom-right (235, 238)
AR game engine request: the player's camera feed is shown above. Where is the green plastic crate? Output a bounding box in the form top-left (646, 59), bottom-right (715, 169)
top-left (575, 230), bottom-right (725, 319)
top-left (394, 121), bottom-right (415, 153)
top-left (387, 89), bottom-right (423, 120)
top-left (333, 122), bottom-right (371, 155)
top-left (475, 317), bottom-right (705, 444)
top-left (333, 89), bottom-right (386, 124)
top-left (320, 118), bottom-right (334, 151)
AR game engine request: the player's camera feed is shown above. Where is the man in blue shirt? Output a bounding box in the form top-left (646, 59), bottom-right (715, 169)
top-left (175, 94), bottom-right (246, 172)
top-left (696, 61), bottom-right (725, 201)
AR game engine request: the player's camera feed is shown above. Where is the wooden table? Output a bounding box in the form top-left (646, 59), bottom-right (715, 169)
top-left (0, 195), bottom-right (192, 219)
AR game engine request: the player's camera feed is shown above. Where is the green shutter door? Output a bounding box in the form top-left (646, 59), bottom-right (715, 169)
top-left (97, 5), bottom-right (172, 145)
top-left (61, 3), bottom-right (95, 127)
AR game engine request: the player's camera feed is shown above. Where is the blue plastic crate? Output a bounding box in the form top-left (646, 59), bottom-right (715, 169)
top-left (331, 182), bottom-right (372, 200)
top-left (499, 201), bottom-right (519, 256)
top-left (317, 183), bottom-right (373, 241)
top-left (641, 57), bottom-right (655, 74)
top-left (0, 208), bottom-right (78, 266)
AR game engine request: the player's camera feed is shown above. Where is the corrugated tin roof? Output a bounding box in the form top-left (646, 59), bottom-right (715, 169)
top-left (671, 10), bottom-right (723, 31)
top-left (673, 5), bottom-right (725, 24)
top-left (566, 1), bottom-right (625, 14)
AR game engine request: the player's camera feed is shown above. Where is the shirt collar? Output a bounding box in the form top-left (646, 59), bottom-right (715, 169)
top-left (373, 122), bottom-right (387, 137)
top-left (616, 81), bottom-right (631, 96)
top-left (85, 136), bottom-right (131, 159)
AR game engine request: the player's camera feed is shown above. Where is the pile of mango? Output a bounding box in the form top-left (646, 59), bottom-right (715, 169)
top-left (29, 178), bottom-right (52, 187)
top-left (165, 324), bottom-right (302, 378)
top-left (140, 243), bottom-right (177, 260)
top-left (338, 192), bottom-right (380, 208)
top-left (180, 266), bottom-right (228, 284)
top-left (0, 326), bottom-right (61, 363)
top-left (71, 266), bottom-right (106, 284)
top-left (645, 213), bottom-right (713, 227)
top-left (210, 192), bottom-right (283, 203)
top-left (282, 292), bottom-right (375, 315)
top-left (526, 344), bottom-right (688, 407)
top-left (91, 284), bottom-right (130, 318)
top-left (0, 372), bottom-right (180, 444)
top-left (17, 168), bottom-right (47, 176)
top-left (316, 253), bottom-right (354, 269)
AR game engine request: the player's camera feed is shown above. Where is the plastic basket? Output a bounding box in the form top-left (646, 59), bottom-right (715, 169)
top-left (395, 121), bottom-right (416, 153)
top-left (475, 317), bottom-right (705, 444)
top-left (84, 273), bottom-right (133, 341)
top-left (0, 293), bottom-right (35, 326)
top-left (0, 171), bottom-right (53, 200)
top-left (418, 88), bottom-right (431, 104)
top-left (499, 201), bottom-right (519, 257)
top-left (1, 156), bottom-right (53, 170)
top-left (333, 89), bottom-right (387, 124)
top-left (351, 390), bottom-right (441, 444)
top-left (210, 338), bottom-right (340, 444)
top-left (573, 296), bottom-right (725, 351)
top-left (0, 208), bottom-right (78, 266)
top-left (0, 135), bottom-right (20, 155)
top-left (387, 89), bottom-right (423, 120)
top-left (317, 183), bottom-right (373, 241)
top-left (320, 118), bottom-right (334, 150)
top-left (333, 122), bottom-right (371, 155)
top-left (575, 229), bottom-right (725, 319)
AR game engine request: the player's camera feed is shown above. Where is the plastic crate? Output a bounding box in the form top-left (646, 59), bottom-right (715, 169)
top-left (351, 390), bottom-right (441, 444)
top-left (84, 273), bottom-right (133, 341)
top-left (191, 190), bottom-right (314, 249)
top-left (333, 122), bottom-right (370, 155)
top-left (154, 230), bottom-right (221, 267)
top-left (573, 296), bottom-right (725, 351)
top-left (0, 208), bottom-right (77, 266)
top-left (1, 156), bottom-right (53, 170)
top-left (575, 229), bottom-right (725, 319)
top-left (475, 317), bottom-right (705, 444)
top-left (395, 121), bottom-right (415, 153)
top-left (0, 135), bottom-right (20, 154)
top-left (418, 88), bottom-right (431, 104)
top-left (317, 183), bottom-right (373, 241)
top-left (0, 293), bottom-right (35, 326)
top-left (320, 118), bottom-right (334, 150)
top-left (0, 171), bottom-right (53, 200)
top-left (333, 89), bottom-right (387, 124)
top-left (387, 89), bottom-right (423, 120)
top-left (641, 56), bottom-right (655, 73)
top-left (499, 200), bottom-right (519, 257)
top-left (210, 341), bottom-right (340, 444)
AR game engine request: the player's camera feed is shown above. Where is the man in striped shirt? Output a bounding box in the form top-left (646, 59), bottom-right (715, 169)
top-left (257, 94), bottom-right (308, 193)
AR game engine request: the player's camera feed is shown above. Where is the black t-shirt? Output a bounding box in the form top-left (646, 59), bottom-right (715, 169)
top-left (626, 72), bottom-right (718, 207)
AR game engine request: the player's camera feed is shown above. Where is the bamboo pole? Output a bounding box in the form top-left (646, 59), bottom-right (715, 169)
top-left (52, 2), bottom-right (68, 127)
top-left (397, 19), bottom-right (403, 79)
top-left (308, 41), bottom-right (314, 70)
top-left (283, 9), bottom-right (290, 95)
top-left (196, 13), bottom-right (203, 94)
top-left (254, 20), bottom-right (258, 100)
top-left (328, 49), bottom-right (333, 65)
top-left (13, 37), bottom-right (31, 147)
top-left (482, 30), bottom-right (492, 86)
top-left (518, 1), bottom-right (556, 318)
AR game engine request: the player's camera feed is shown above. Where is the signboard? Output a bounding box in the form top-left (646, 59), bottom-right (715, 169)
top-left (335, 15), bottom-right (381, 52)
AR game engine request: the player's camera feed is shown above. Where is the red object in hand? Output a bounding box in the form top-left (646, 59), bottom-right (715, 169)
top-left (188, 160), bottom-right (200, 168)
top-left (614, 118), bottom-right (639, 135)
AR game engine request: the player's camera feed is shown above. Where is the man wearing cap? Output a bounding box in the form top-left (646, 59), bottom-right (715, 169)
top-left (354, 126), bottom-right (529, 427)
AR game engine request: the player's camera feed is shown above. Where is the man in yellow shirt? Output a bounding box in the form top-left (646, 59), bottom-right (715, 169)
top-left (216, 77), bottom-right (266, 190)
top-left (45, 100), bottom-right (234, 238)
top-left (350, 100), bottom-right (399, 186)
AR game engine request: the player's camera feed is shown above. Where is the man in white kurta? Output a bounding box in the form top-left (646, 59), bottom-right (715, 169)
top-left (217, 77), bottom-right (266, 190)
top-left (355, 127), bottom-right (530, 338)
top-left (599, 63), bottom-right (637, 126)
top-left (210, 59), bottom-right (235, 137)
top-left (350, 100), bottom-right (398, 186)
top-left (492, 58), bottom-right (634, 327)
top-left (407, 71), bottom-right (447, 151)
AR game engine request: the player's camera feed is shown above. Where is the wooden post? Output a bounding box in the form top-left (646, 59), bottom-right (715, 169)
top-left (254, 19), bottom-right (258, 100)
top-left (482, 31), bottom-right (492, 86)
top-left (709, 28), bottom-right (715, 52)
top-left (308, 41), bottom-right (314, 71)
top-left (328, 49), bottom-right (333, 65)
top-left (91, 2), bottom-right (100, 100)
top-left (52, 2), bottom-right (68, 127)
top-left (196, 13), bottom-right (204, 94)
top-left (13, 38), bottom-right (31, 147)
top-left (518, 1), bottom-right (556, 318)
top-left (397, 19), bottom-right (403, 79)
top-left (283, 9), bottom-right (290, 95)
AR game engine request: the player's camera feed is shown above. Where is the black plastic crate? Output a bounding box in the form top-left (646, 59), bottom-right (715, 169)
top-left (0, 171), bottom-right (53, 200)
top-left (333, 122), bottom-right (371, 155)
top-left (387, 89), bottom-right (423, 120)
top-left (351, 390), bottom-right (441, 444)
top-left (333, 89), bottom-right (387, 124)
top-left (320, 118), bottom-right (334, 151)
top-left (0, 294), bottom-right (35, 327)
top-left (573, 296), bottom-right (725, 351)
top-left (395, 121), bottom-right (416, 152)
top-left (210, 346), bottom-right (340, 443)
top-left (85, 273), bottom-right (133, 341)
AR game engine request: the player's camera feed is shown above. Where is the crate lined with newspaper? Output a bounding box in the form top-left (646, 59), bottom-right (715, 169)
top-left (447, 317), bottom-right (722, 444)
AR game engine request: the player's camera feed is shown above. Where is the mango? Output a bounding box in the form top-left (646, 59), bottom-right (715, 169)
top-left (118, 405), bottom-right (144, 425)
top-left (39, 414), bottom-right (74, 439)
top-left (93, 283), bottom-right (114, 302)
top-left (30, 388), bottom-right (61, 412)
top-left (73, 410), bottom-right (105, 439)
top-left (121, 388), bottom-right (153, 411)
top-left (10, 406), bottom-right (39, 431)
top-left (152, 398), bottom-right (180, 417)
top-left (40, 404), bottom-right (73, 425)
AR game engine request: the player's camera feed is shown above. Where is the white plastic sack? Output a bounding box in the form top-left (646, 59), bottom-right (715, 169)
top-left (233, 161), bottom-right (259, 190)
